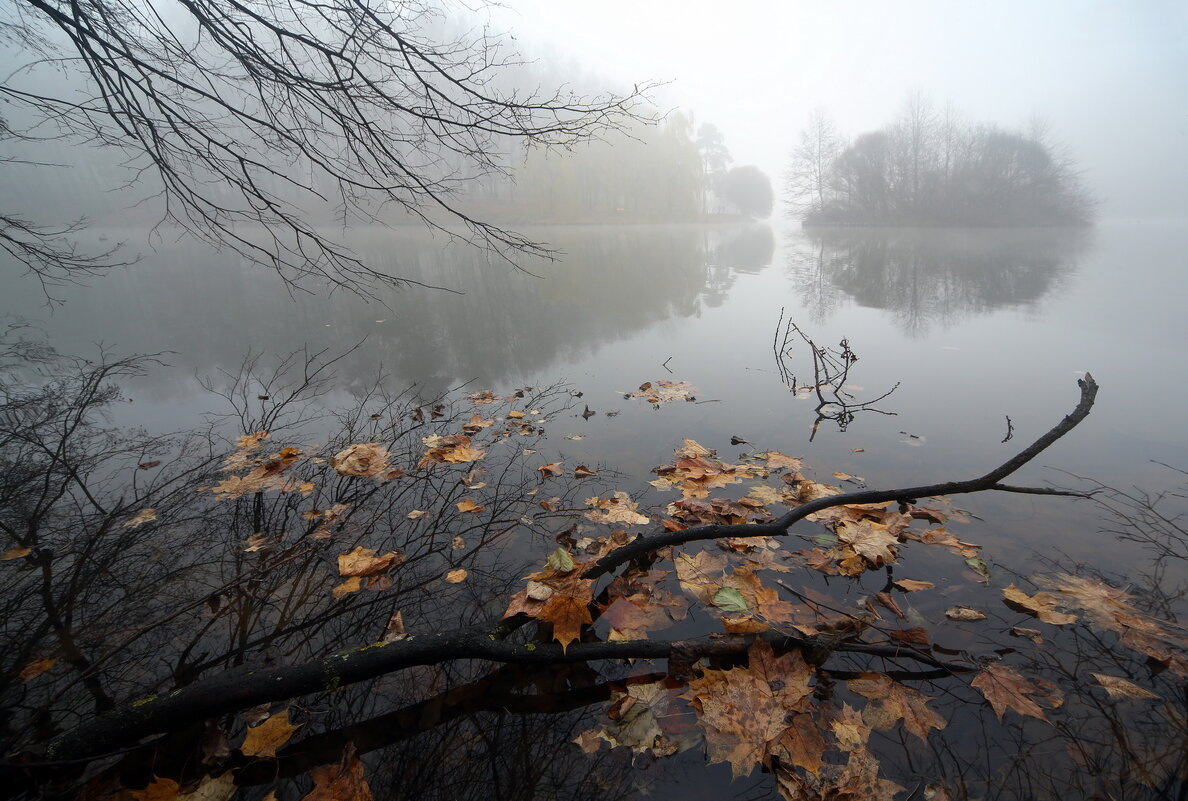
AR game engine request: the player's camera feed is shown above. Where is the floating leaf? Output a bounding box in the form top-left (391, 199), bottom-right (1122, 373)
top-left (537, 462), bottom-right (564, 478)
top-left (971, 663), bottom-right (1050, 722)
top-left (893, 579), bottom-right (935, 592)
top-left (302, 743), bottom-right (372, 801)
top-left (444, 569), bottom-right (468, 583)
top-left (406, 509), bottom-right (427, 519)
top-left (123, 508), bottom-right (158, 528)
top-left (1091, 673), bottom-right (1160, 700)
top-left (712, 587), bottom-right (749, 613)
top-left (574, 465), bottom-right (598, 477)
top-left (242, 709), bottom-right (302, 757)
top-left (18, 657), bottom-right (55, 681)
top-left (456, 499), bottom-right (484, 514)
top-left (1, 546), bottom-right (31, 561)
top-left (546, 547), bottom-right (575, 573)
top-left (964, 556), bottom-right (991, 580)
top-left (330, 443), bottom-right (390, 477)
top-left (1002, 584), bottom-right (1077, 625)
top-left (338, 547), bottom-right (403, 577)
top-left (945, 606), bottom-right (986, 621)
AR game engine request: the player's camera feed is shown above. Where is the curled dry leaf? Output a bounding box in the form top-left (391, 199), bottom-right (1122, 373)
top-left (1010, 627), bottom-right (1045, 644)
top-left (945, 606), bottom-right (986, 621)
top-left (456, 499), bottom-right (484, 514)
top-left (574, 465), bottom-right (598, 477)
top-left (537, 462), bottom-right (564, 478)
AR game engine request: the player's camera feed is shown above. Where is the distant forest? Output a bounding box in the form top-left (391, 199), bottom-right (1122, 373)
top-left (786, 96), bottom-right (1093, 227)
top-left (463, 114), bottom-right (774, 224)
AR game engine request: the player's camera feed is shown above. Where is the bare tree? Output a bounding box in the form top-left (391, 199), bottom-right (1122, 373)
top-left (784, 106), bottom-right (843, 218)
top-left (0, 0), bottom-right (653, 294)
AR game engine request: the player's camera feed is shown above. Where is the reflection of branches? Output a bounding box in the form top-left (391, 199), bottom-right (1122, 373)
top-left (4, 0), bottom-right (655, 292)
top-left (773, 308), bottom-right (898, 440)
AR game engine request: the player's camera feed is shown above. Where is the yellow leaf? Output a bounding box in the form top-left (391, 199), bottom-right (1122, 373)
top-left (242, 709), bottom-right (302, 757)
top-left (456, 499), bottom-right (484, 514)
top-left (444, 569), bottom-right (468, 583)
top-left (331, 576), bottom-right (362, 599)
top-left (1, 546), bottom-right (31, 561)
top-left (337, 546), bottom-right (403, 577)
top-left (1002, 584), bottom-right (1077, 625)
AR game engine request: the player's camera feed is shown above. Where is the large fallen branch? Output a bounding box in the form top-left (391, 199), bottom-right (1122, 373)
top-left (39, 375), bottom-right (1097, 764)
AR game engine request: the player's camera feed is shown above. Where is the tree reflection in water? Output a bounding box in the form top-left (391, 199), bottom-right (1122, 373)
top-left (785, 227), bottom-right (1090, 334)
top-left (0, 330), bottom-right (1183, 801)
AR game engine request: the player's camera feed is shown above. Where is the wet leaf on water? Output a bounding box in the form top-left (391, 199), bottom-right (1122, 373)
top-left (242, 709), bottom-right (302, 757)
top-left (971, 663), bottom-right (1050, 722)
top-left (945, 606), bottom-right (986, 621)
top-left (1091, 673), bottom-right (1160, 700)
top-left (444, 569), bottom-right (468, 583)
top-left (456, 499), bottom-right (484, 514)
top-left (546, 547), bottom-right (575, 573)
top-left (712, 587), bottom-right (749, 613)
top-left (18, 657), bottom-right (55, 680)
top-left (123, 508), bottom-right (158, 528)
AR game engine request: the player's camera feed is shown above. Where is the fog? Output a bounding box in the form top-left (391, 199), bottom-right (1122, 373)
top-left (496, 0), bottom-right (1188, 221)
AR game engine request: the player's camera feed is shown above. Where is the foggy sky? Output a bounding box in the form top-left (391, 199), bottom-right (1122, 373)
top-left (495, 0), bottom-right (1188, 221)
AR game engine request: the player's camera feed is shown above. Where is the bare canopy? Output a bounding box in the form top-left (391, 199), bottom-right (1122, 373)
top-left (0, 0), bottom-right (652, 292)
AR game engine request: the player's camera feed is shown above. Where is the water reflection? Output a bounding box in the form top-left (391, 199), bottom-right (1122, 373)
top-left (0, 223), bottom-right (773, 400)
top-left (1, 341), bottom-right (1184, 801)
top-left (785, 227), bottom-right (1089, 334)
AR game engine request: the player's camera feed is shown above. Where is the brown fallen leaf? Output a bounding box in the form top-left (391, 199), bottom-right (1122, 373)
top-left (848, 671), bottom-right (947, 742)
top-left (130, 776), bottom-right (181, 801)
top-left (123, 508), bottom-right (158, 528)
top-left (1, 546), bottom-right (32, 561)
top-left (138, 460), bottom-right (161, 470)
top-left (406, 509), bottom-right (427, 519)
top-left (331, 576), bottom-right (362, 599)
top-left (1002, 584), bottom-right (1077, 625)
top-left (574, 465), bottom-right (598, 478)
top-left (451, 536), bottom-right (465, 550)
top-left (971, 663), bottom-right (1050, 722)
top-left (537, 462), bottom-right (564, 478)
top-left (242, 709), bottom-right (302, 757)
top-left (330, 443), bottom-right (390, 477)
top-left (1010, 626), bottom-right (1045, 644)
top-left (456, 499), bottom-right (484, 514)
top-left (893, 579), bottom-right (935, 592)
top-left (444, 569), bottom-right (468, 583)
top-left (945, 606), bottom-right (986, 621)
top-left (18, 657), bottom-right (55, 681)
top-left (1091, 673), bottom-right (1160, 700)
top-left (338, 546), bottom-right (403, 577)
top-left (301, 743), bottom-right (372, 801)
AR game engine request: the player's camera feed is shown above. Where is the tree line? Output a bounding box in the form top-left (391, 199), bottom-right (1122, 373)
top-left (464, 114), bottom-right (774, 223)
top-left (786, 95), bottom-right (1093, 227)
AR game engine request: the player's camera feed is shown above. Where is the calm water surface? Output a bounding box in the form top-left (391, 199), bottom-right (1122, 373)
top-left (3, 220), bottom-right (1186, 798)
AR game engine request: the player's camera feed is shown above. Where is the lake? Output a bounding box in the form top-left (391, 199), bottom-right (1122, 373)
top-left (2, 220), bottom-right (1186, 799)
